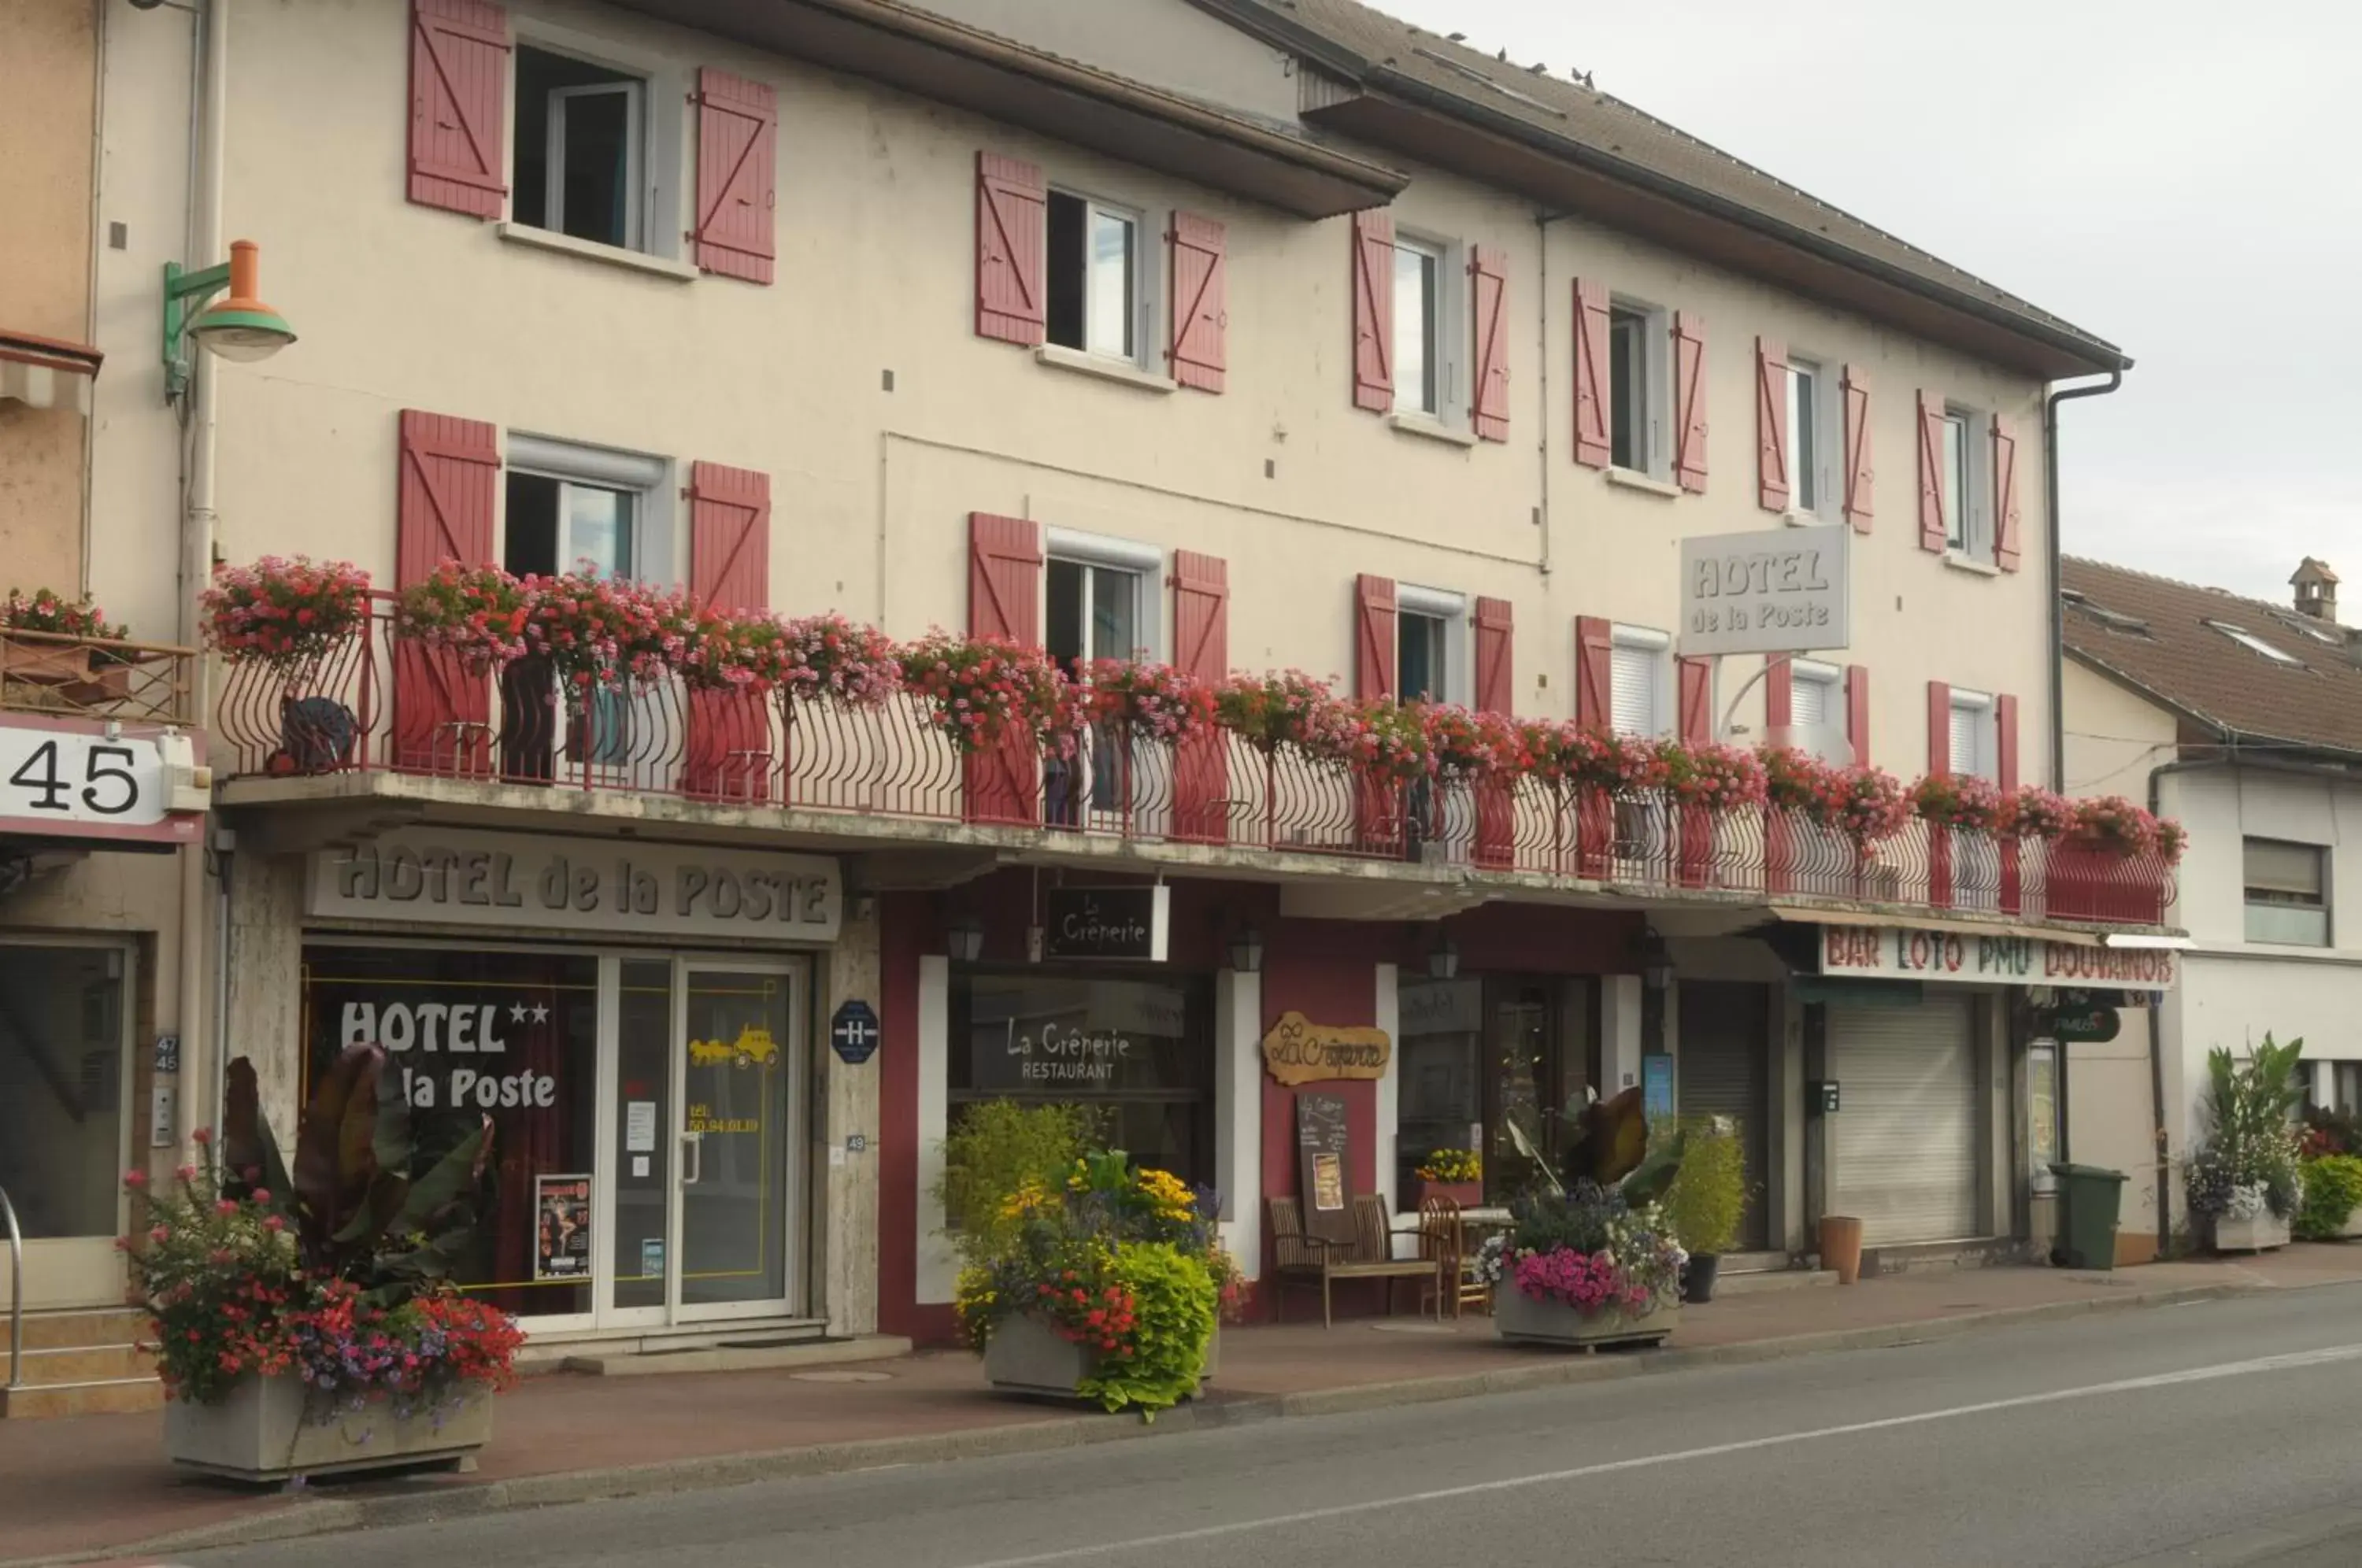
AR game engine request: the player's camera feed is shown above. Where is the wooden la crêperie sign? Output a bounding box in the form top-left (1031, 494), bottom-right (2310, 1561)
top-left (1261, 1011), bottom-right (1392, 1085)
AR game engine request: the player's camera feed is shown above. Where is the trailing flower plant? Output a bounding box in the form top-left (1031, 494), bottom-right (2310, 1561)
top-left (1911, 771), bottom-right (2008, 833)
top-left (901, 631), bottom-right (1079, 756)
top-left (1212, 671), bottom-right (1335, 753)
top-left (394, 560), bottom-right (531, 671)
top-left (4, 586), bottom-right (128, 657)
top-left (1304, 697), bottom-right (1431, 784)
top-left (1816, 764), bottom-right (1914, 845)
top-left (521, 568), bottom-right (693, 691)
top-left (2004, 786), bottom-right (2075, 841)
top-left (1760, 746), bottom-right (1829, 815)
top-left (201, 557), bottom-right (372, 669)
top-left (1658, 741), bottom-right (1768, 812)
top-left (1422, 705), bottom-right (1523, 779)
top-left (2068, 795), bottom-right (2160, 857)
top-left (1084, 659), bottom-right (1213, 742)
top-left (778, 612), bottom-right (901, 707)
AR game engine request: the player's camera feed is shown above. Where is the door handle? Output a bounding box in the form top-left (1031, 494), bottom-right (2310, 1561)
top-left (681, 1130), bottom-right (704, 1185)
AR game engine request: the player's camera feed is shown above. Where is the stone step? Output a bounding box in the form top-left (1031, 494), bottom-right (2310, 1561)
top-left (0, 1376), bottom-right (165, 1419)
top-left (10, 1342), bottom-right (156, 1385)
top-left (0, 1307), bottom-right (148, 1353)
top-left (1712, 1268), bottom-right (1838, 1296)
top-left (559, 1333), bottom-right (914, 1378)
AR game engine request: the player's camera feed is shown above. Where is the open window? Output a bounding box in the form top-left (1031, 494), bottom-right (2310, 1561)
top-left (1941, 403), bottom-right (1990, 557)
top-left (1787, 357), bottom-right (1824, 516)
top-left (1044, 529), bottom-right (1161, 820)
top-left (513, 46), bottom-right (653, 252)
top-left (1046, 190), bottom-right (1150, 367)
top-left (1394, 586), bottom-right (1466, 704)
top-left (1609, 301), bottom-right (1668, 476)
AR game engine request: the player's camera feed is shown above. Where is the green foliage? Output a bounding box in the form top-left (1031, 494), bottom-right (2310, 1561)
top-left (1662, 1116), bottom-right (1750, 1257)
top-left (2296, 1156), bottom-right (2362, 1241)
top-left (2186, 1035), bottom-right (2305, 1219)
top-left (1076, 1241), bottom-right (1218, 1418)
top-left (934, 1100), bottom-right (1101, 1261)
top-left (223, 1049), bottom-right (491, 1308)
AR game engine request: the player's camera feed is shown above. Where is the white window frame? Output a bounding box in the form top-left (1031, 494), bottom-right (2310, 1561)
top-left (1043, 527), bottom-right (1163, 662)
top-left (1609, 298), bottom-right (1672, 481)
top-left (503, 432), bottom-right (676, 582)
top-left (1045, 187), bottom-right (1158, 372)
top-left (2243, 837), bottom-right (2331, 948)
top-left (546, 80), bottom-right (646, 246)
top-left (1946, 688), bottom-right (1996, 782)
top-left (1786, 354), bottom-right (1837, 520)
top-left (1788, 656), bottom-right (1846, 761)
top-left (1609, 623), bottom-right (1672, 738)
top-left (1389, 231), bottom-right (1465, 426)
top-left (1942, 402), bottom-right (1990, 560)
top-left (507, 25), bottom-right (686, 261)
top-left (1396, 583), bottom-right (1468, 705)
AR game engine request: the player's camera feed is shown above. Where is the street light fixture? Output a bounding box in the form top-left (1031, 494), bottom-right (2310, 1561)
top-left (1227, 924), bottom-right (1265, 974)
top-left (163, 239), bottom-right (296, 401)
top-left (1426, 930), bottom-right (1460, 981)
top-left (946, 913), bottom-right (985, 963)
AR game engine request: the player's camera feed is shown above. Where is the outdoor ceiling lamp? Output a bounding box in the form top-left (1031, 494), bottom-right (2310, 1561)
top-left (1427, 929), bottom-right (1460, 981)
top-left (163, 239), bottom-right (296, 400)
top-left (1640, 930), bottom-right (1675, 990)
top-left (1227, 924), bottom-right (1265, 974)
top-left (946, 913), bottom-right (986, 963)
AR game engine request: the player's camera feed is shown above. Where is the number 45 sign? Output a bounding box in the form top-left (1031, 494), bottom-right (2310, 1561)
top-left (0, 720), bottom-right (204, 841)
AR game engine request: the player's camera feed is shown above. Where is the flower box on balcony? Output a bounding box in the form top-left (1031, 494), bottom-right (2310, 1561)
top-left (1492, 1285), bottom-right (1679, 1350)
top-left (164, 1374), bottom-right (494, 1483)
top-left (0, 635), bottom-right (93, 688)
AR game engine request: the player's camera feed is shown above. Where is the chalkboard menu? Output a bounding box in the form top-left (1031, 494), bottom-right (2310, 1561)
top-left (1296, 1092), bottom-right (1354, 1244)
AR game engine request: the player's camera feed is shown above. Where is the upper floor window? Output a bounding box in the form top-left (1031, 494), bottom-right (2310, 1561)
top-left (1609, 302), bottom-right (1667, 476)
top-left (1047, 557), bottom-right (1142, 673)
top-left (2245, 838), bottom-right (2330, 947)
top-left (1393, 239), bottom-right (1444, 417)
top-left (514, 46), bottom-right (647, 252)
top-left (1610, 625), bottom-right (1670, 737)
top-left (1046, 191), bottom-right (1146, 367)
top-left (1940, 403), bottom-right (1990, 557)
top-left (1947, 690), bottom-right (1996, 781)
top-left (1394, 586), bottom-right (1466, 703)
top-left (503, 435), bottom-right (670, 582)
top-left (1790, 656), bottom-right (1845, 760)
top-left (1787, 358), bottom-right (1822, 515)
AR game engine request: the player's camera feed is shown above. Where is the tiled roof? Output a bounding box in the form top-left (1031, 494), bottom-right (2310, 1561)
top-left (2061, 557), bottom-right (2362, 760)
top-left (1199, 0), bottom-right (2126, 372)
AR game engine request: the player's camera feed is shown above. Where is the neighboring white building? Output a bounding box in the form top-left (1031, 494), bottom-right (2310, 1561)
top-left (2061, 556), bottom-right (2362, 1252)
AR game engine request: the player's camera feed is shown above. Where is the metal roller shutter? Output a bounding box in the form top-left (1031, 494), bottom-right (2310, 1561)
top-left (1676, 982), bottom-right (1771, 1251)
top-left (1830, 996), bottom-right (1979, 1245)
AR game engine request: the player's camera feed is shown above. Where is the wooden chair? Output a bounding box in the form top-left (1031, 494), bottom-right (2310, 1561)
top-left (1414, 1195), bottom-right (1491, 1319)
top-left (1268, 1194), bottom-right (1440, 1327)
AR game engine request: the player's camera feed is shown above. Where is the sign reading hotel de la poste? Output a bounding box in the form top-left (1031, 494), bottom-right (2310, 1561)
top-left (1816, 924), bottom-right (2179, 990)
top-left (1677, 523), bottom-right (1852, 658)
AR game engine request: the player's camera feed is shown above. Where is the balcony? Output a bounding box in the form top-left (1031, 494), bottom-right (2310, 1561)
top-left (213, 603), bottom-right (2175, 927)
top-left (2, 629), bottom-right (198, 728)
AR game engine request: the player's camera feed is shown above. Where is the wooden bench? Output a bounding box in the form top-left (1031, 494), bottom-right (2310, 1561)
top-left (1269, 1193), bottom-right (1440, 1327)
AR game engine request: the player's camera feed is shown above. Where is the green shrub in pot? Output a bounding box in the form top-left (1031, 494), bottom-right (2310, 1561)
top-left (1663, 1115), bottom-right (1749, 1260)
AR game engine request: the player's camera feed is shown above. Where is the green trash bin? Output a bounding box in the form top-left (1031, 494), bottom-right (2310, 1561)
top-left (2049, 1162), bottom-right (2128, 1270)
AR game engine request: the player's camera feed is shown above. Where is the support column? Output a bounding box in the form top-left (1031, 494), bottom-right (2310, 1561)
top-left (1214, 967), bottom-right (1263, 1281)
top-left (225, 852), bottom-right (305, 1138)
top-left (1374, 961), bottom-right (1400, 1233)
top-left (1601, 974), bottom-right (1644, 1098)
top-left (816, 897), bottom-right (882, 1334)
top-left (913, 954), bottom-right (956, 1307)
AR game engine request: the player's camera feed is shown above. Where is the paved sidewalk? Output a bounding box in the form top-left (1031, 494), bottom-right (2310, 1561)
top-left (9, 1247), bottom-right (2361, 1566)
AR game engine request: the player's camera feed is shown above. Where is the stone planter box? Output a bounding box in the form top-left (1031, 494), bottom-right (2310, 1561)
top-left (2211, 1211), bottom-right (2291, 1254)
top-left (164, 1374), bottom-right (494, 1484)
top-left (1493, 1285), bottom-right (1679, 1350)
top-left (981, 1313), bottom-right (1216, 1401)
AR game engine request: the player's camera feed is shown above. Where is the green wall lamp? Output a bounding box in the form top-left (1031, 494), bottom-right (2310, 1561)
top-left (162, 239), bottom-right (296, 402)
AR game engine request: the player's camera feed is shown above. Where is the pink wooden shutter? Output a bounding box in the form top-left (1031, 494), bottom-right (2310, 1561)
top-left (1468, 246), bottom-right (1510, 442)
top-left (1842, 364), bottom-right (1874, 533)
top-left (1350, 210), bottom-right (1394, 412)
top-left (1926, 679), bottom-right (1953, 905)
top-left (1917, 390), bottom-right (1949, 553)
top-left (975, 153), bottom-right (1046, 346)
top-left (691, 68), bottom-right (776, 283)
top-left (685, 463), bottom-right (774, 800)
top-left (1992, 416), bottom-right (2023, 571)
top-left (1170, 551), bottom-right (1230, 843)
top-left (1472, 596), bottom-right (1514, 870)
top-left (1674, 653), bottom-right (1715, 886)
top-left (965, 513), bottom-right (1044, 825)
top-left (1572, 614), bottom-right (1614, 876)
top-left (1353, 573), bottom-right (1398, 698)
top-left (1756, 336), bottom-right (1790, 512)
top-left (407, 0), bottom-right (509, 219)
top-left (1168, 213), bottom-right (1228, 393)
top-left (1764, 657), bottom-right (1797, 893)
top-left (1845, 665), bottom-right (1870, 768)
top-left (1996, 691), bottom-right (2022, 911)
top-left (1676, 656), bottom-right (1713, 745)
top-left (1764, 658), bottom-right (1794, 740)
top-left (393, 410), bottom-right (498, 774)
top-left (1672, 310), bottom-right (1709, 493)
top-left (1572, 280), bottom-right (1612, 468)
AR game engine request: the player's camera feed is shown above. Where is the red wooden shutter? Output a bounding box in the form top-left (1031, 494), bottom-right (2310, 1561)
top-left (1764, 658), bottom-right (1794, 739)
top-left (1472, 596), bottom-right (1515, 869)
top-left (686, 463), bottom-right (774, 799)
top-left (1676, 656), bottom-right (1713, 745)
top-left (1917, 390), bottom-right (1949, 553)
top-left (1842, 364), bottom-right (1874, 533)
top-left (975, 153), bottom-right (1046, 346)
top-left (1468, 246), bottom-right (1510, 442)
top-left (393, 410), bottom-right (498, 773)
top-left (1844, 665), bottom-right (1870, 768)
top-left (1756, 336), bottom-right (1790, 512)
top-left (1171, 551), bottom-right (1230, 843)
top-left (691, 68), bottom-right (776, 284)
top-left (965, 513), bottom-right (1043, 825)
top-left (407, 0), bottom-right (509, 219)
top-left (1572, 279), bottom-right (1612, 468)
top-left (1926, 680), bottom-right (1951, 775)
top-left (1168, 213), bottom-right (1227, 393)
top-left (1672, 310), bottom-right (1709, 493)
top-left (1996, 690), bottom-right (2022, 912)
top-left (1353, 573), bottom-right (1398, 698)
top-left (1350, 210), bottom-right (1394, 412)
top-left (1992, 416), bottom-right (2023, 571)
top-left (1574, 615), bottom-right (1612, 730)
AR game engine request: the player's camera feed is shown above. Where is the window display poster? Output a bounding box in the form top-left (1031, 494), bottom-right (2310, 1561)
top-left (626, 1100), bottom-right (657, 1153)
top-left (534, 1174), bottom-right (591, 1281)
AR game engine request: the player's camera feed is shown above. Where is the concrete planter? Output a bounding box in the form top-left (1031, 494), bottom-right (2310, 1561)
top-left (164, 1374), bottom-right (494, 1483)
top-left (981, 1314), bottom-right (1216, 1400)
top-left (2210, 1211), bottom-right (2291, 1254)
top-left (1492, 1285), bottom-right (1679, 1350)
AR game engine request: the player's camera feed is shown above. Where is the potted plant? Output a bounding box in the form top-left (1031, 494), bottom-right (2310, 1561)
top-left (1475, 1088), bottom-right (1687, 1349)
top-left (2185, 1035), bottom-right (2305, 1252)
top-left (1663, 1115), bottom-right (1749, 1302)
top-left (1409, 1148), bottom-right (1483, 1211)
top-left (901, 631), bottom-right (1080, 757)
top-left (393, 560), bottom-right (531, 671)
top-left (953, 1152), bottom-right (1235, 1416)
top-left (128, 1049), bottom-right (522, 1482)
top-left (3, 586), bottom-right (128, 690)
top-left (201, 557), bottom-right (373, 671)
top-left (2295, 1152), bottom-right (2362, 1241)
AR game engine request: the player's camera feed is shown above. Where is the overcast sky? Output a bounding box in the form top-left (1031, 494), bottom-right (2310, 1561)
top-left (1378, 0), bottom-right (2359, 610)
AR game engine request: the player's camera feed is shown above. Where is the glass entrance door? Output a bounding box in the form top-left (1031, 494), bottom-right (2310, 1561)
top-left (674, 965), bottom-right (795, 1319)
top-left (0, 943), bottom-right (131, 1311)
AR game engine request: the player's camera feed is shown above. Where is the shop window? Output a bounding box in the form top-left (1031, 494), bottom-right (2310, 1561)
top-left (949, 971), bottom-right (1212, 1189)
top-left (302, 944), bottom-right (601, 1319)
top-left (1396, 975), bottom-right (1595, 1204)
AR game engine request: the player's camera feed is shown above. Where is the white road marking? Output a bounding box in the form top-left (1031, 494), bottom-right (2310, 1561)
top-left (957, 1342), bottom-right (2362, 1568)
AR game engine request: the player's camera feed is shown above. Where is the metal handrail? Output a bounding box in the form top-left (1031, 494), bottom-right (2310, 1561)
top-left (2, 1184), bottom-right (22, 1389)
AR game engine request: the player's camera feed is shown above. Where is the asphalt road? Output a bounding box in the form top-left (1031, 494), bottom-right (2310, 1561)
top-left (182, 1284), bottom-right (2362, 1568)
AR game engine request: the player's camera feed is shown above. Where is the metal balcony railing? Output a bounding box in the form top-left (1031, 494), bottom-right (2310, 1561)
top-left (1, 628), bottom-right (199, 728)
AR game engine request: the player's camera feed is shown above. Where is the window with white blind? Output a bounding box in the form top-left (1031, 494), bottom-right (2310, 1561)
top-left (1948, 691), bottom-right (1994, 780)
top-left (2245, 838), bottom-right (2329, 947)
top-left (1610, 626), bottom-right (1670, 737)
top-left (1790, 657), bottom-right (1844, 760)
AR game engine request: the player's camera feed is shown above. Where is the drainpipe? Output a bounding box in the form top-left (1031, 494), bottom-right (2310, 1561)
top-left (2042, 369), bottom-right (2123, 791)
top-left (1533, 210), bottom-right (1567, 579)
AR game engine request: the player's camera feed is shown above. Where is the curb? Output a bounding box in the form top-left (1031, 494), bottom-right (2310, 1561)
top-left (11, 1278), bottom-right (2285, 1566)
